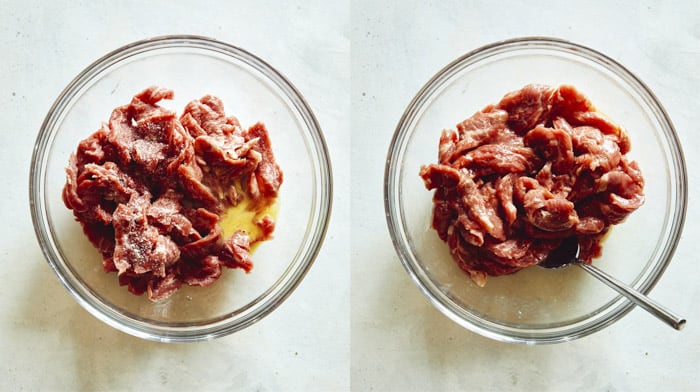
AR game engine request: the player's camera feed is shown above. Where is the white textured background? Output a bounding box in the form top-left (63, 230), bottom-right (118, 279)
top-left (351, 1), bottom-right (699, 392)
top-left (1, 0), bottom-right (698, 391)
top-left (1, 1), bottom-right (350, 391)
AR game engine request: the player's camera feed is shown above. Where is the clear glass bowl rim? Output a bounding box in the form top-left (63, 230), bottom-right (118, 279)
top-left (30, 35), bottom-right (333, 342)
top-left (384, 36), bottom-right (687, 344)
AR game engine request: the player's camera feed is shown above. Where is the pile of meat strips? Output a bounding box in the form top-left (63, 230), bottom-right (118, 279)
top-left (420, 84), bottom-right (644, 286)
top-left (63, 86), bottom-right (282, 300)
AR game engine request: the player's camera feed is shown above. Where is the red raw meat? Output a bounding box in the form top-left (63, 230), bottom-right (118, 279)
top-left (63, 86), bottom-right (283, 300)
top-left (420, 84), bottom-right (644, 286)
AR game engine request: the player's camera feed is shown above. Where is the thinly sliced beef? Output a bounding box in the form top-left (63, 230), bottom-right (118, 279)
top-left (571, 126), bottom-right (622, 174)
top-left (220, 232), bottom-right (254, 272)
top-left (551, 84), bottom-right (595, 121)
top-left (446, 109), bottom-right (509, 161)
top-left (180, 256), bottom-right (223, 287)
top-left (62, 86), bottom-right (283, 301)
top-left (454, 143), bottom-right (539, 176)
top-left (572, 111), bottom-right (621, 138)
top-left (112, 194), bottom-right (181, 277)
top-left (147, 191), bottom-right (198, 244)
top-left (419, 164), bottom-right (462, 190)
top-left (484, 239), bottom-right (531, 260)
top-left (522, 189), bottom-right (579, 232)
top-left (496, 84), bottom-right (556, 134)
top-left (457, 173), bottom-right (505, 241)
top-left (180, 228), bottom-right (222, 260)
top-left (245, 123), bottom-right (283, 203)
top-left (62, 154), bottom-right (85, 212)
top-left (420, 84), bottom-right (644, 286)
top-left (75, 125), bottom-right (116, 166)
top-left (255, 215), bottom-right (276, 243)
top-left (181, 95), bottom-right (241, 136)
top-left (178, 164), bottom-right (220, 211)
top-left (77, 162), bottom-right (142, 204)
top-left (576, 216), bottom-right (605, 234)
top-left (148, 271), bottom-right (183, 301)
top-left (524, 125), bottom-right (574, 173)
top-left (456, 212), bottom-right (485, 247)
top-left (495, 173), bottom-right (518, 226)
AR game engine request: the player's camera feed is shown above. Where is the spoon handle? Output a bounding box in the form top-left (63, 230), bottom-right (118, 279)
top-left (578, 263), bottom-right (686, 330)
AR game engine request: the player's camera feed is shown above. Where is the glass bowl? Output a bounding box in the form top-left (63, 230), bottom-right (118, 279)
top-left (30, 35), bottom-right (332, 342)
top-left (385, 37), bottom-right (687, 344)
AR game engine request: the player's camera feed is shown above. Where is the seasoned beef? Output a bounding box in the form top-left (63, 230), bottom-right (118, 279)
top-left (63, 86), bottom-right (283, 300)
top-left (420, 84), bottom-right (644, 286)
top-left (496, 84), bottom-right (557, 134)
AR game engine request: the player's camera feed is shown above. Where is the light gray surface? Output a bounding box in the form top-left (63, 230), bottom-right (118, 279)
top-left (2, 1), bottom-right (698, 391)
top-left (351, 1), bottom-right (699, 391)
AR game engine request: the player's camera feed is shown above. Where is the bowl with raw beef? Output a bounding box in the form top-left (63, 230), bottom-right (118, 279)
top-left (30, 35), bottom-right (332, 342)
top-left (385, 37), bottom-right (686, 344)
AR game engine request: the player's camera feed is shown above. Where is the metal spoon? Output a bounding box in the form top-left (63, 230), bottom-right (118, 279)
top-left (540, 236), bottom-right (686, 330)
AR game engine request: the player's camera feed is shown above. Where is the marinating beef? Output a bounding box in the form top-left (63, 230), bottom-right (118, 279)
top-left (63, 86), bottom-right (283, 300)
top-left (419, 84), bottom-right (644, 286)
